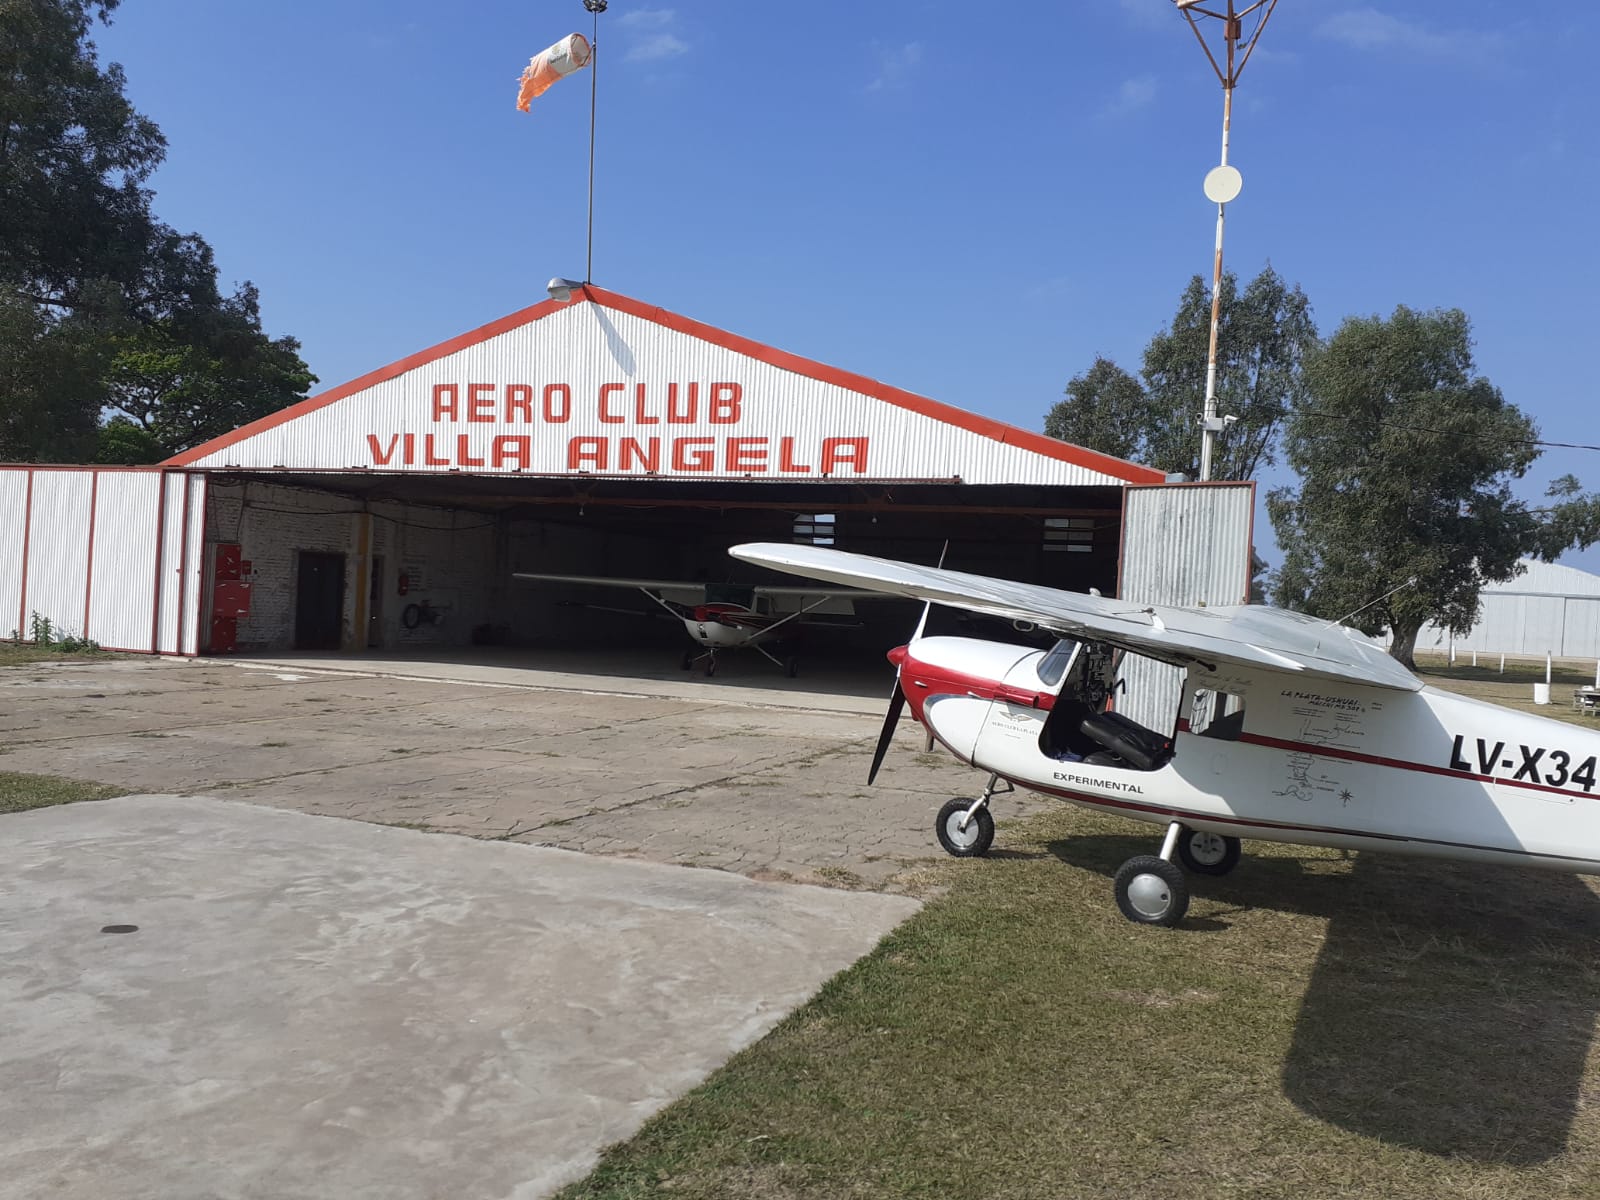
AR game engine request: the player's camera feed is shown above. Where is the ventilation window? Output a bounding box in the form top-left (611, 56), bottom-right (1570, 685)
top-left (1189, 689), bottom-right (1246, 741)
top-left (1043, 517), bottom-right (1094, 554)
top-left (793, 514), bottom-right (836, 546)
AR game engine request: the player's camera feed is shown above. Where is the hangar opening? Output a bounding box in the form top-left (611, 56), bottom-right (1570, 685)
top-left (196, 470), bottom-right (1134, 669)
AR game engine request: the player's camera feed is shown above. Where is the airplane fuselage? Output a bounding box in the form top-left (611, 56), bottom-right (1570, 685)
top-left (673, 602), bottom-right (784, 649)
top-left (899, 636), bottom-right (1600, 875)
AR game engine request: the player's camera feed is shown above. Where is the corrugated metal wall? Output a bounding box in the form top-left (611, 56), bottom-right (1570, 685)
top-left (88, 472), bottom-right (163, 650)
top-left (0, 471), bottom-right (29, 638)
top-left (1114, 483), bottom-right (1255, 733)
top-left (0, 466), bottom-right (205, 654)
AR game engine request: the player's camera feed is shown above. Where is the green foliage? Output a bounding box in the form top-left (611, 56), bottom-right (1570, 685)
top-left (1530, 474), bottom-right (1600, 563)
top-left (1043, 356), bottom-right (1147, 462)
top-left (13, 611), bottom-right (100, 653)
top-left (1044, 266), bottom-right (1317, 481)
top-left (0, 0), bottom-right (313, 462)
top-left (90, 414), bottom-right (163, 464)
top-left (102, 282), bottom-right (316, 457)
top-left (1268, 306), bottom-right (1542, 667)
top-left (0, 285), bottom-right (115, 460)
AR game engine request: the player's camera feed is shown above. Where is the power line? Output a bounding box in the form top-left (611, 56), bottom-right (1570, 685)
top-left (1295, 408), bottom-right (1600, 454)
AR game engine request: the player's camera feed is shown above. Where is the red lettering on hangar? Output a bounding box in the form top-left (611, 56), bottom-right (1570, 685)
top-left (429, 381), bottom-right (744, 425)
top-left (361, 432), bottom-right (870, 475)
top-left (567, 436), bottom-right (868, 475)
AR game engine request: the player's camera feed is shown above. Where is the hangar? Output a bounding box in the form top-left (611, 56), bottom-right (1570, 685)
top-left (1, 286), bottom-right (1252, 673)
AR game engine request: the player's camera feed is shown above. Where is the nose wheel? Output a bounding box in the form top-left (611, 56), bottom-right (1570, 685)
top-left (934, 774), bottom-right (1011, 858)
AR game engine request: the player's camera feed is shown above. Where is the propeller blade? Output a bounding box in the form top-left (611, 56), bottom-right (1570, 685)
top-left (867, 685), bottom-right (906, 786)
top-left (907, 541), bottom-right (946, 646)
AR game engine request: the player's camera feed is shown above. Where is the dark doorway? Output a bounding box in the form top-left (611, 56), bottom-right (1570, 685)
top-left (294, 551), bottom-right (346, 650)
top-left (367, 555), bottom-right (384, 648)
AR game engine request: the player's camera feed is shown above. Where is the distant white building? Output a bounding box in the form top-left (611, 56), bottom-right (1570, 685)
top-left (1417, 559), bottom-right (1600, 659)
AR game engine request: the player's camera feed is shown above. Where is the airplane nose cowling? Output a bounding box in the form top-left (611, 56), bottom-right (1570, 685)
top-left (887, 645), bottom-right (909, 668)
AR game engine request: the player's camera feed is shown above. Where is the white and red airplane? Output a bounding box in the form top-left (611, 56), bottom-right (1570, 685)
top-left (730, 541), bottom-right (1600, 927)
top-left (512, 571), bottom-right (865, 676)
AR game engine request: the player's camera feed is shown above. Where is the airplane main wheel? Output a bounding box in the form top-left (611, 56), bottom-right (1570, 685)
top-left (681, 649), bottom-right (696, 671)
top-left (1176, 828), bottom-right (1241, 876)
top-left (935, 798), bottom-right (994, 858)
top-left (1113, 855), bottom-right (1189, 927)
top-left (783, 656), bottom-right (799, 678)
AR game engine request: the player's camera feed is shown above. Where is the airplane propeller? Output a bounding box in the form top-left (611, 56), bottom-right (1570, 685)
top-left (866, 542), bottom-right (946, 785)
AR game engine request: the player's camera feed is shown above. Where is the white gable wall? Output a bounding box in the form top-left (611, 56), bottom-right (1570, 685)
top-left (181, 301), bottom-right (1139, 488)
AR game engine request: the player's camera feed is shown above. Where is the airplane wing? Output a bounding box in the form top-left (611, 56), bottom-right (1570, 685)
top-left (729, 542), bottom-right (1421, 693)
top-left (514, 571), bottom-right (702, 593)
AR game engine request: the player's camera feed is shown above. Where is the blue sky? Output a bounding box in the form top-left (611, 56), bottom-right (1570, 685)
top-left (91, 1), bottom-right (1599, 570)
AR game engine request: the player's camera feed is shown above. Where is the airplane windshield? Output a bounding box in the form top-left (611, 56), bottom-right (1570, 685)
top-left (704, 583), bottom-right (755, 608)
top-left (1036, 639), bottom-right (1078, 688)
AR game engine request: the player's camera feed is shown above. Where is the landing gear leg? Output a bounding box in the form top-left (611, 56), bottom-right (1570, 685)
top-left (935, 774), bottom-right (1011, 858)
top-left (1112, 821), bottom-right (1190, 927)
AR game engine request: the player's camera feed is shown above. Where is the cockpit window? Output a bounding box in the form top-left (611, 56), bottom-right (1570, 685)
top-left (1036, 639), bottom-right (1078, 688)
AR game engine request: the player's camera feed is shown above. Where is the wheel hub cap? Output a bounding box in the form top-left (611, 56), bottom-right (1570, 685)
top-left (1190, 834), bottom-right (1226, 864)
top-left (946, 815), bottom-right (979, 847)
top-left (1126, 872), bottom-right (1171, 918)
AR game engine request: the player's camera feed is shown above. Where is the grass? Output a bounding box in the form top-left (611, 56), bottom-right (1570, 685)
top-left (559, 812), bottom-right (1600, 1199)
top-left (555, 664), bottom-right (1600, 1200)
top-left (0, 771), bottom-right (126, 814)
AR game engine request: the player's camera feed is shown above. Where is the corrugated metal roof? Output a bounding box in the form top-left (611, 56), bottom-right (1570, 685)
top-left (1482, 558), bottom-right (1600, 597)
top-left (166, 286), bottom-right (1163, 488)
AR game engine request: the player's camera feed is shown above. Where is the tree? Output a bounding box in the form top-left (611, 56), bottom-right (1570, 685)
top-left (1042, 266), bottom-right (1317, 481)
top-left (103, 283), bottom-right (316, 459)
top-left (1140, 265), bottom-right (1317, 481)
top-left (0, 286), bottom-right (114, 461)
top-left (1043, 356), bottom-right (1146, 462)
top-left (1, 0), bottom-right (312, 461)
top-left (1268, 306), bottom-right (1544, 668)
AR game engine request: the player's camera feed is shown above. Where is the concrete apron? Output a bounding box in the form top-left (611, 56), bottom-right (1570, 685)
top-left (0, 795), bottom-right (919, 1200)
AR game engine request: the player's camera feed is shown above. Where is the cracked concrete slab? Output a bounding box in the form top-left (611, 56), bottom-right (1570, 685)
top-left (0, 795), bottom-right (920, 1200)
top-left (1, 655), bottom-right (1054, 889)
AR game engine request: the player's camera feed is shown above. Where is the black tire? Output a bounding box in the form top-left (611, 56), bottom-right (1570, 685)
top-left (704, 657), bottom-right (717, 677)
top-left (1113, 855), bottom-right (1189, 926)
top-left (1176, 827), bottom-right (1241, 876)
top-left (681, 649), bottom-right (696, 670)
top-left (783, 656), bottom-right (799, 678)
top-left (401, 603), bottom-right (423, 630)
top-left (935, 797), bottom-right (994, 858)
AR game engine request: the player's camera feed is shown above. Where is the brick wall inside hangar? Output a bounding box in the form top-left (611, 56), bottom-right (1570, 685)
top-left (205, 482), bottom-right (497, 652)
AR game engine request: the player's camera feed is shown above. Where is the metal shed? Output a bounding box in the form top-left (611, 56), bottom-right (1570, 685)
top-left (1418, 559), bottom-right (1600, 661)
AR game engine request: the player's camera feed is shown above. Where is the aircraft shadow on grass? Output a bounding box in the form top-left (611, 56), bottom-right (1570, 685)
top-left (1051, 834), bottom-right (1600, 1165)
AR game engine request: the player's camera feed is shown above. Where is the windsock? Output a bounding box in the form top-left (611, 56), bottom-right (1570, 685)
top-left (516, 33), bottom-right (592, 112)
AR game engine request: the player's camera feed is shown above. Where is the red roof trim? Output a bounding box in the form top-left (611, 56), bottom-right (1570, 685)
top-left (164, 286), bottom-right (1163, 484)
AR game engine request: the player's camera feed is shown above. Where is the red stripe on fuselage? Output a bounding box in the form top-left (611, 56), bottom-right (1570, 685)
top-left (1236, 731), bottom-right (1600, 803)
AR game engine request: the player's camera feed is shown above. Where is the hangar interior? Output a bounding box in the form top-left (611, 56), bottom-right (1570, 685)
top-left (206, 473), bottom-right (1129, 666)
